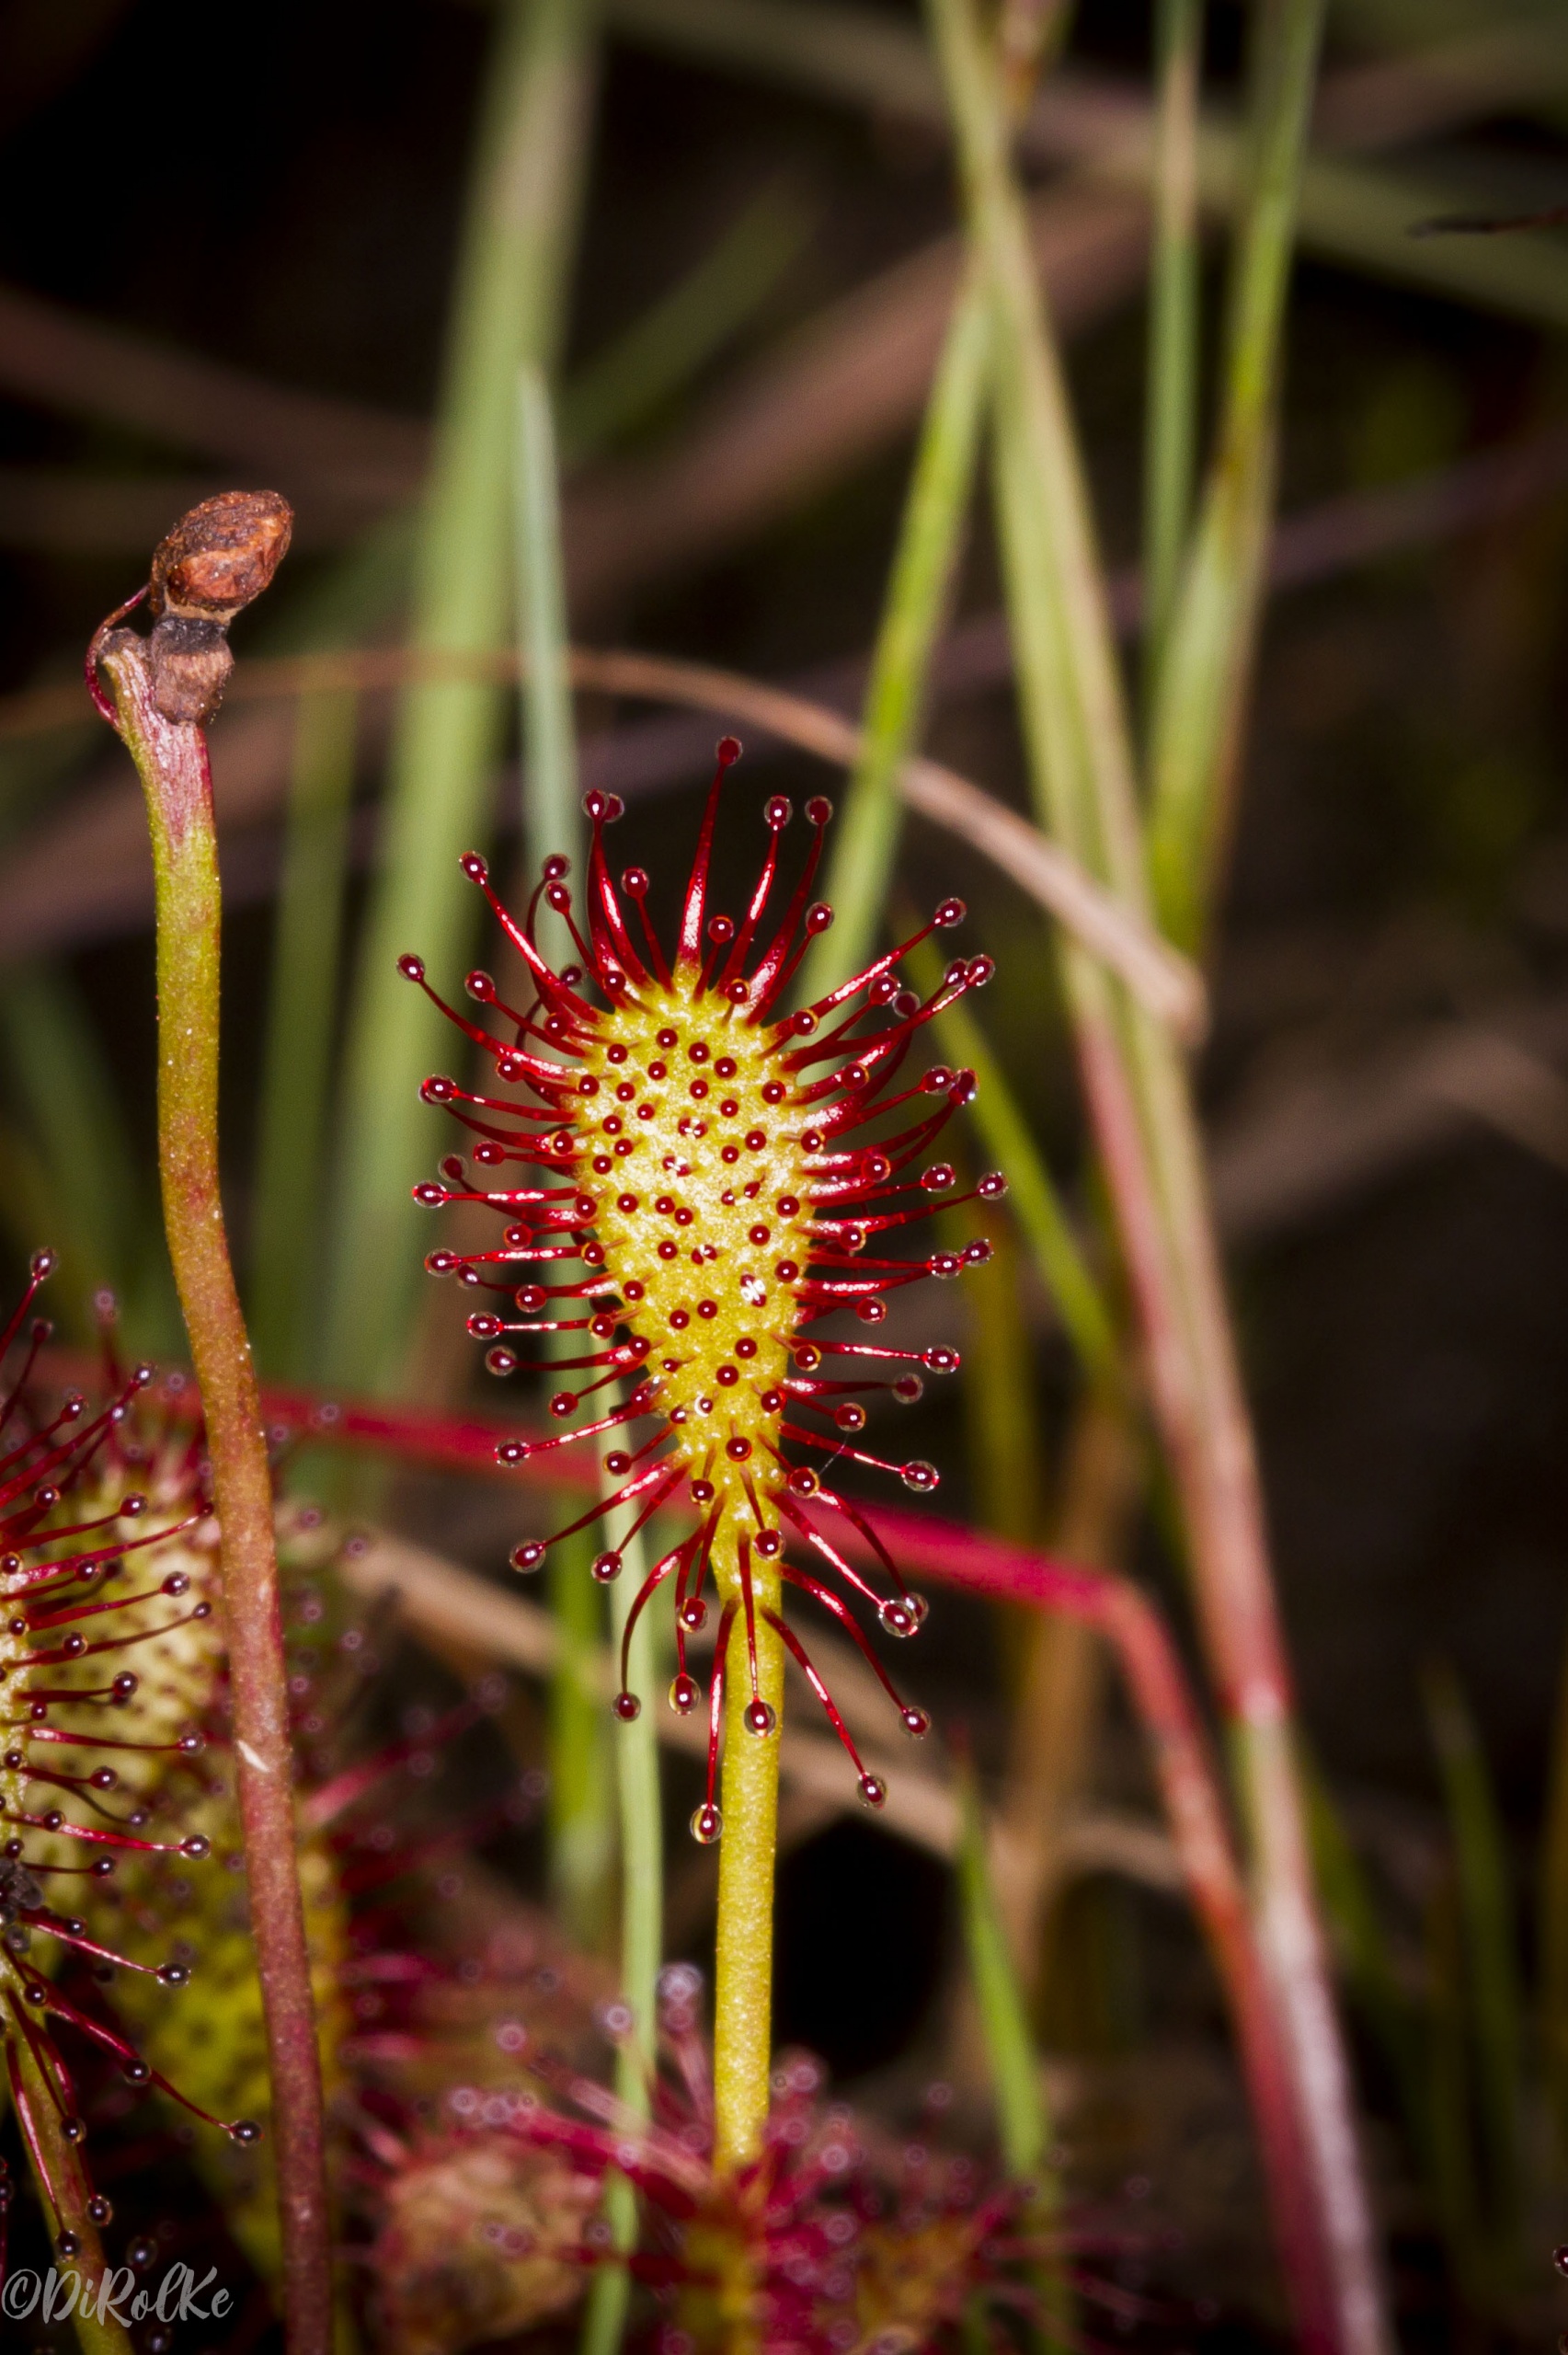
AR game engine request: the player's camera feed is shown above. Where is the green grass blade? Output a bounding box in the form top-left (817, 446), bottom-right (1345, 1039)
top-left (927, 4), bottom-right (1386, 2341)
top-left (249, 689), bottom-right (358, 1379)
top-left (517, 361), bottom-right (580, 858)
top-left (549, 1542), bottom-right (615, 1948)
top-left (956, 1757), bottom-right (1070, 2348)
top-left (324, 0), bottom-right (599, 1398)
top-left (949, 1202), bottom-right (1046, 1546)
top-left (614, 0), bottom-right (1568, 345)
top-left (957, 1760), bottom-right (1047, 2175)
top-left (0, 963), bottom-right (178, 1350)
top-left (1539, 1619), bottom-right (1568, 2161)
top-left (580, 1444), bottom-right (665, 2355)
top-left (561, 180), bottom-right (813, 461)
top-left (1142, 0), bottom-right (1204, 712)
top-left (1297, 150), bottom-right (1568, 336)
top-left (1304, 1756), bottom-right (1427, 2161)
top-left (1148, 0), bottom-right (1327, 951)
top-left (1424, 1868), bottom-right (1486, 2303)
top-left (804, 269), bottom-right (990, 998)
top-left (605, 0), bottom-right (940, 117)
top-left (516, 355), bottom-right (620, 1959)
top-left (1422, 1658), bottom-right (1524, 2241)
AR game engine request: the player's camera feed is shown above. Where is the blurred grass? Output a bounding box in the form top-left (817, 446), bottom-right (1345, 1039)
top-left (903, 930), bottom-right (1117, 1389)
top-left (517, 358), bottom-right (617, 1953)
top-left (560, 178), bottom-right (813, 461)
top-left (1148, 0), bottom-right (1327, 950)
top-left (249, 689), bottom-right (358, 1381)
top-left (950, 1200), bottom-right (1045, 1550)
top-left (612, 0), bottom-right (1568, 337)
top-left (807, 270), bottom-right (989, 996)
top-left (0, 963), bottom-right (177, 1349)
top-left (1539, 1616), bottom-right (1568, 2162)
top-left (956, 1758), bottom-right (1070, 2347)
top-left (582, 1435), bottom-right (664, 2355)
top-left (324, 0), bottom-right (599, 1401)
top-left (1423, 1660), bottom-right (1525, 2259)
top-left (930, 0), bottom-right (1389, 2333)
top-left (1307, 1761), bottom-right (1429, 2163)
top-left (1142, 0), bottom-right (1203, 715)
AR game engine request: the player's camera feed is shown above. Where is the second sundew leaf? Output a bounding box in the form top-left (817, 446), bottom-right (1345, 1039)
top-left (110, 1819), bottom-right (352, 2287)
top-left (0, 1273), bottom-right (275, 2298)
top-left (60, 1488), bottom-right (354, 2289)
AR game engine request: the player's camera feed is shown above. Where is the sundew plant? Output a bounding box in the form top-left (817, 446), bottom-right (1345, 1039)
top-left (402, 746), bottom-right (1001, 2166)
top-left (8, 2), bottom-right (1568, 2353)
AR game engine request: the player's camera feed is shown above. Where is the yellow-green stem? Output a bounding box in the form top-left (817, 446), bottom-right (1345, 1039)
top-left (94, 634), bottom-right (331, 2355)
top-left (712, 1543), bottom-right (784, 2172)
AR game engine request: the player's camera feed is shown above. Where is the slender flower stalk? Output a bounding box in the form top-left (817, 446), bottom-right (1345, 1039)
top-left (86, 494), bottom-right (332, 2355)
top-left (404, 749), bottom-right (995, 2171)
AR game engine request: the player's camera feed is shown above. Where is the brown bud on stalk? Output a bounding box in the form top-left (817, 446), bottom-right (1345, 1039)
top-left (140, 490), bottom-right (292, 725)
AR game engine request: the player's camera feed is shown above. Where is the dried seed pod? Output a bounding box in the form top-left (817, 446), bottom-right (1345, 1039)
top-left (148, 489), bottom-right (292, 626)
top-left (143, 489), bottom-right (292, 726)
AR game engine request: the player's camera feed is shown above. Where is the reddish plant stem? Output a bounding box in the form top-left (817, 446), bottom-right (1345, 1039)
top-left (97, 1363), bottom-right (1328, 2302)
top-left (88, 633), bottom-right (331, 2355)
top-left (11, 2033), bottom-right (132, 2355)
top-left (1084, 987), bottom-right (1376, 2355)
top-left (851, 1499), bottom-right (1327, 2324)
